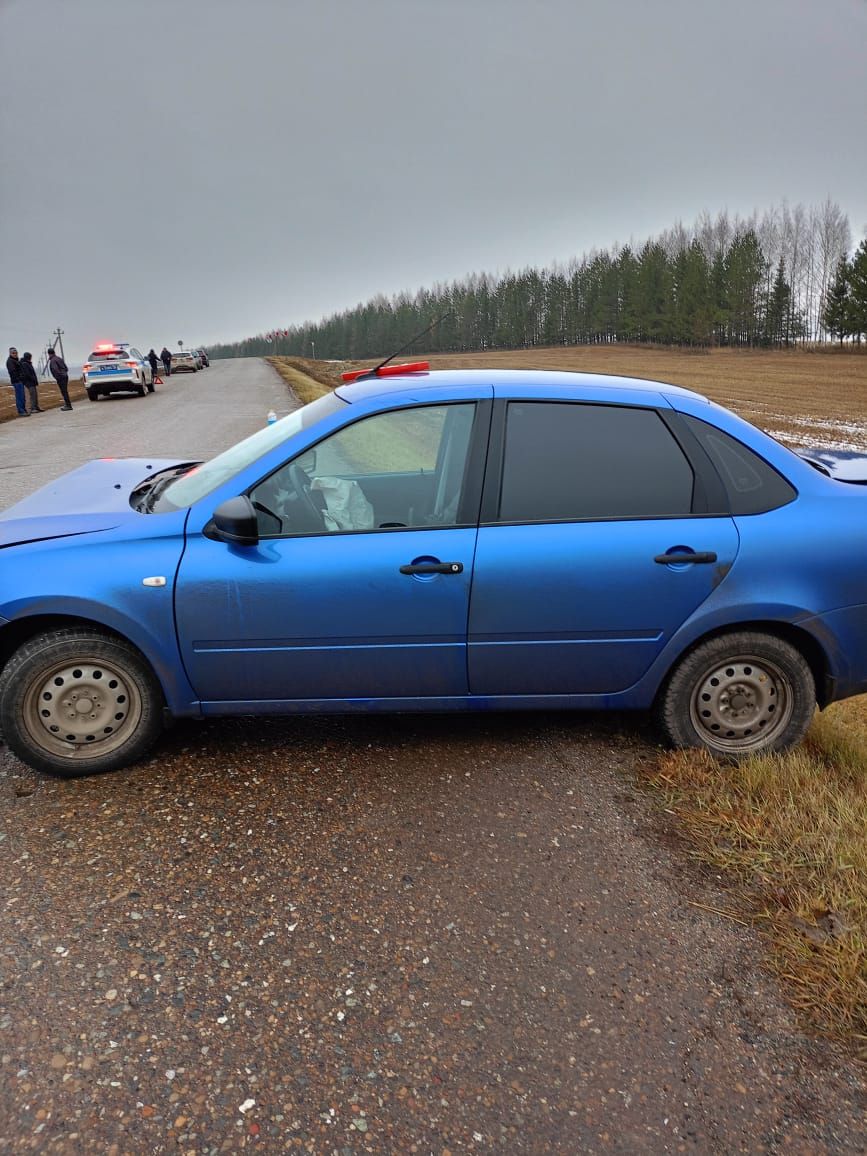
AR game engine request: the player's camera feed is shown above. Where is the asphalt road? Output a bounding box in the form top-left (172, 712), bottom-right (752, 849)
top-left (1, 360), bottom-right (865, 1153)
top-left (0, 358), bottom-right (290, 512)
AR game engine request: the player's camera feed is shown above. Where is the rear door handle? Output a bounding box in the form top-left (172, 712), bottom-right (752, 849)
top-left (653, 551), bottom-right (718, 565)
top-left (399, 561), bottom-right (464, 575)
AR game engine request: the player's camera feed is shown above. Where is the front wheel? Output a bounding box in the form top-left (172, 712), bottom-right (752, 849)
top-left (655, 631), bottom-right (815, 759)
top-left (0, 629), bottom-right (165, 777)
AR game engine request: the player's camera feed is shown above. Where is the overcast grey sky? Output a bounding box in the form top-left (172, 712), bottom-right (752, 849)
top-left (1, 0), bottom-right (865, 364)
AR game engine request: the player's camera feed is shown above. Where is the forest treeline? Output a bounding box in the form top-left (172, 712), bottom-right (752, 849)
top-left (210, 201), bottom-right (867, 361)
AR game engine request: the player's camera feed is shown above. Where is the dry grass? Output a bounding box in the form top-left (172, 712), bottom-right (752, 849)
top-left (275, 345), bottom-right (867, 453)
top-left (267, 356), bottom-right (343, 401)
top-left (0, 378), bottom-right (87, 424)
top-left (419, 345), bottom-right (867, 450)
top-left (642, 714), bottom-right (867, 1053)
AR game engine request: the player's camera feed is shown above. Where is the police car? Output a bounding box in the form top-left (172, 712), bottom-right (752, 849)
top-left (82, 343), bottom-right (155, 400)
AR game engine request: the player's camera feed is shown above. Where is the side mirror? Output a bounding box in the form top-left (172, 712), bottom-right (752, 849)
top-left (204, 496), bottom-right (259, 546)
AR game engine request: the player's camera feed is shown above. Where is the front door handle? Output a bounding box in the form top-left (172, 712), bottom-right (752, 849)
top-left (400, 561), bottom-right (464, 575)
top-left (654, 551), bottom-right (718, 565)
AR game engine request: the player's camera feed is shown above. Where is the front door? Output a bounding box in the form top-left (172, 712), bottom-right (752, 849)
top-left (175, 401), bottom-right (484, 706)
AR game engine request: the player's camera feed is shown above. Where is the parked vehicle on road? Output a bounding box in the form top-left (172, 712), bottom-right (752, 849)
top-left (196, 349), bottom-right (210, 367)
top-left (172, 350), bottom-right (199, 373)
top-left (2, 364), bottom-right (867, 778)
top-left (82, 343), bottom-right (154, 399)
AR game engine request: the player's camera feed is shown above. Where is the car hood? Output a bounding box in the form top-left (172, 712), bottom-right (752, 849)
top-left (796, 447), bottom-right (867, 483)
top-left (0, 457), bottom-right (192, 547)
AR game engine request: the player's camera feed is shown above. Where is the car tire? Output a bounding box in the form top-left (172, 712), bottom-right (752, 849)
top-left (137, 382), bottom-right (146, 397)
top-left (0, 629), bottom-right (165, 778)
top-left (86, 387), bottom-right (98, 401)
top-left (656, 631), bottom-right (815, 759)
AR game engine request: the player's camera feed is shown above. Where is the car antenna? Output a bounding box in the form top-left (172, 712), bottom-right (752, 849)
top-left (350, 312), bottom-right (453, 382)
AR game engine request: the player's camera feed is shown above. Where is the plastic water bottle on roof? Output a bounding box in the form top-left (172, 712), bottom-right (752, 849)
top-left (266, 410), bottom-right (277, 425)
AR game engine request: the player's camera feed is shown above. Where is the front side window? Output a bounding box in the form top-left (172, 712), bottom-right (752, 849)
top-left (497, 402), bottom-right (694, 522)
top-left (153, 391), bottom-right (346, 511)
top-left (251, 403), bottom-right (476, 537)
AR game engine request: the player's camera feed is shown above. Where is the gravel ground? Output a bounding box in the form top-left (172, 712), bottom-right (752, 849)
top-left (1, 360), bottom-right (865, 1153)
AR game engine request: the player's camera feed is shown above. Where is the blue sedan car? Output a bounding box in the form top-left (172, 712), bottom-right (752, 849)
top-left (1, 366), bottom-right (866, 777)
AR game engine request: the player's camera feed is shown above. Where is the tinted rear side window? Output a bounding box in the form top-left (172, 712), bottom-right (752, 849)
top-left (497, 402), bottom-right (694, 522)
top-left (682, 415), bottom-right (796, 514)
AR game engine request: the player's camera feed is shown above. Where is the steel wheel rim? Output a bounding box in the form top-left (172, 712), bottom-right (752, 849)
top-left (689, 653), bottom-right (794, 753)
top-left (22, 654), bottom-right (143, 762)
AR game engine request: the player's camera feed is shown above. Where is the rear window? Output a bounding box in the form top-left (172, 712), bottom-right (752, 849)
top-left (682, 415), bottom-right (797, 515)
top-left (89, 349), bottom-right (126, 360)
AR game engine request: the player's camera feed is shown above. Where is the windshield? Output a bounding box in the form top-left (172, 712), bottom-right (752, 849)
top-left (152, 390), bottom-right (346, 511)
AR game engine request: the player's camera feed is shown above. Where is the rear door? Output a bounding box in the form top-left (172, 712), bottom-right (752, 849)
top-left (131, 348), bottom-right (148, 383)
top-left (468, 398), bottom-right (739, 695)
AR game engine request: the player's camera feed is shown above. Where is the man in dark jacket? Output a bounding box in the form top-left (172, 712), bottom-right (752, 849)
top-left (19, 352), bottom-right (42, 413)
top-left (148, 348), bottom-right (160, 379)
top-left (48, 348), bottom-right (73, 410)
top-left (160, 347), bottom-right (172, 377)
top-left (5, 347), bottom-right (28, 416)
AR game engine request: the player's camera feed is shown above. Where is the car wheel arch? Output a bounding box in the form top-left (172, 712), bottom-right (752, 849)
top-left (655, 620), bottom-right (832, 711)
top-left (0, 613), bottom-right (179, 707)
top-left (1, 613), bottom-right (139, 668)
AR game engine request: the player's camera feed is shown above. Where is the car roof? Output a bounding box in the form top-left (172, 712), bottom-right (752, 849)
top-left (337, 367), bottom-right (708, 404)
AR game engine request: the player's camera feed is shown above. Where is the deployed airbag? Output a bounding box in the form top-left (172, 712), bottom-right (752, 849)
top-left (311, 477), bottom-right (375, 531)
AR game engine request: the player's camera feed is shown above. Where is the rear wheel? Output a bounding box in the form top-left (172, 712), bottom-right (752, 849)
top-left (0, 629), bottom-right (165, 777)
top-left (656, 631), bottom-right (815, 759)
top-left (137, 381), bottom-right (146, 397)
top-left (86, 387), bottom-right (98, 401)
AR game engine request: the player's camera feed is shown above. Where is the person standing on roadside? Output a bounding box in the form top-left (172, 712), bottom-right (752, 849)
top-left (160, 346), bottom-right (172, 377)
top-left (148, 348), bottom-right (159, 379)
top-left (19, 352), bottom-right (42, 413)
top-left (5, 347), bottom-right (28, 416)
top-left (48, 347), bottom-right (73, 410)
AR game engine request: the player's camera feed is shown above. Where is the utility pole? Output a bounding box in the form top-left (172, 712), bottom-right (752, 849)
top-left (39, 327), bottom-right (65, 379)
